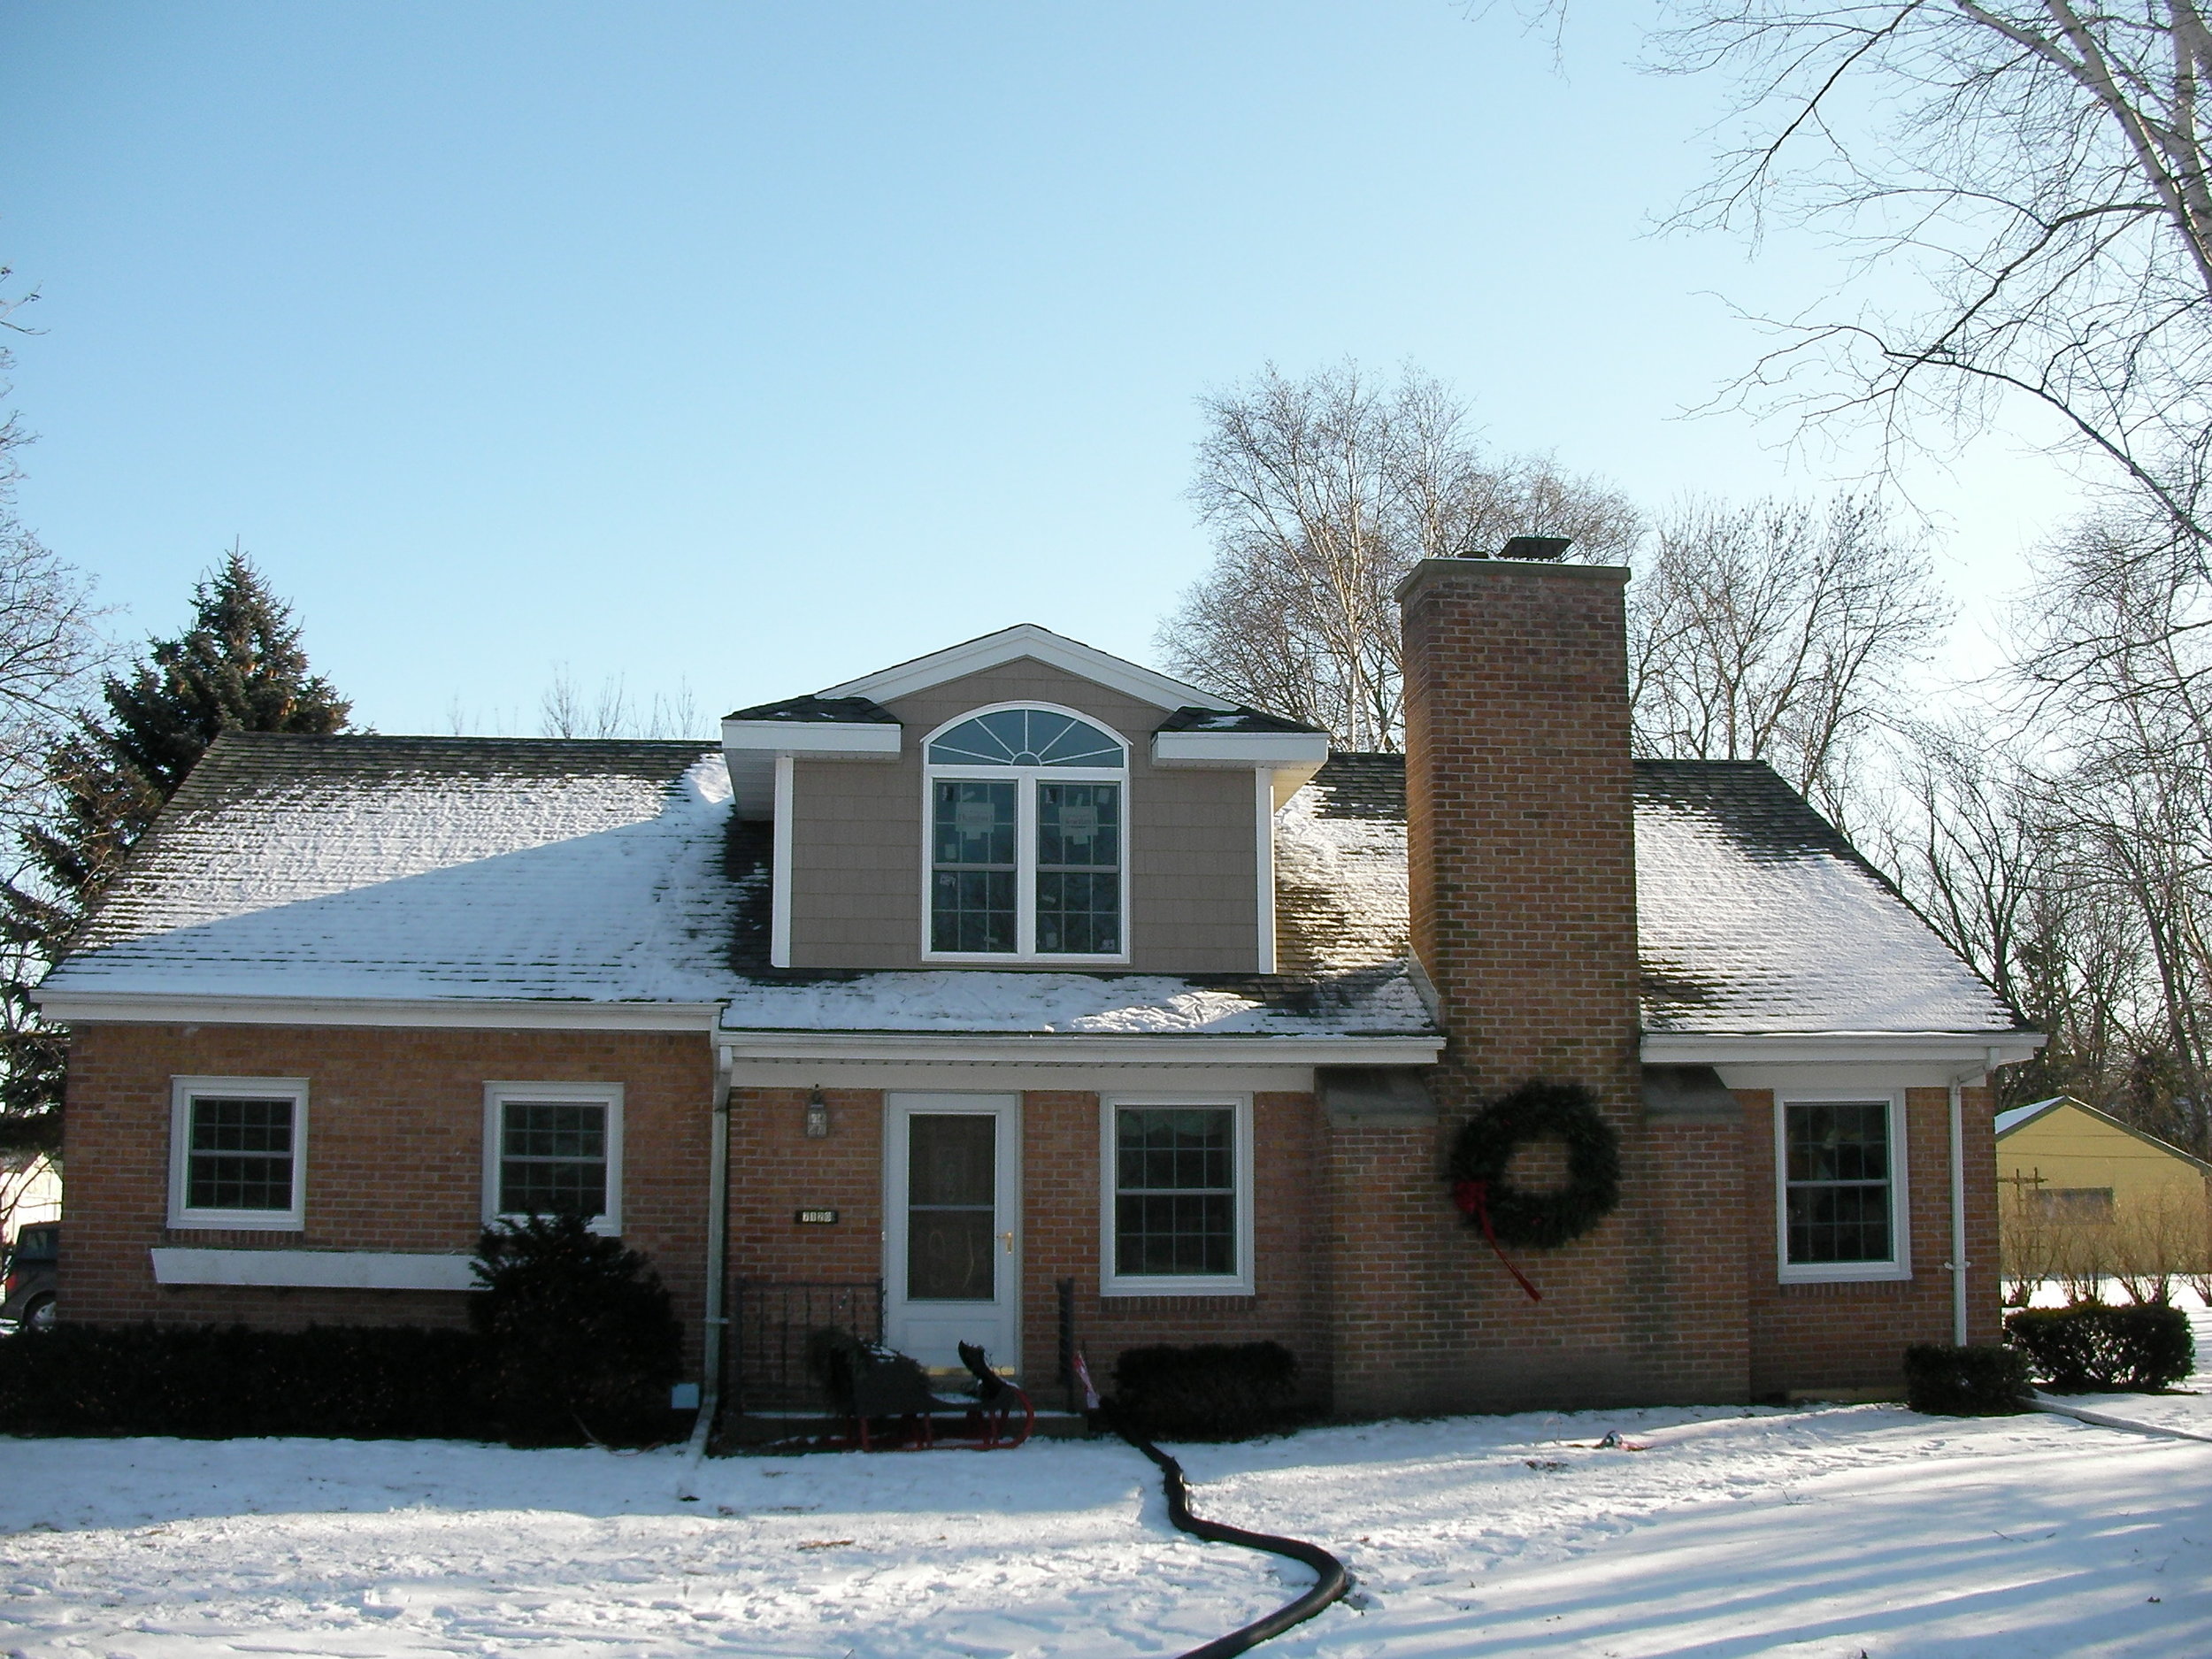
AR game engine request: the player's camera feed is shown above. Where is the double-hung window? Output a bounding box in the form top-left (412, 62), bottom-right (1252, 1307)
top-left (483, 1082), bottom-right (624, 1233)
top-left (924, 705), bottom-right (1127, 961)
top-left (1777, 1095), bottom-right (1909, 1282)
top-left (168, 1077), bottom-right (308, 1231)
top-left (1101, 1095), bottom-right (1255, 1295)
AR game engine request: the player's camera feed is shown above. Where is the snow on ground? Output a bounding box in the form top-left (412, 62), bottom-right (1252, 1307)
top-left (6, 1396), bottom-right (2211, 1658)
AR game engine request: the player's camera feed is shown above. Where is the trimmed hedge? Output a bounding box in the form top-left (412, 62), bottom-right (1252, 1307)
top-left (0, 1323), bottom-right (491, 1439)
top-left (1902, 1343), bottom-right (2032, 1416)
top-left (0, 1217), bottom-right (687, 1444)
top-left (1110, 1341), bottom-right (1303, 1441)
top-left (2005, 1304), bottom-right (2194, 1393)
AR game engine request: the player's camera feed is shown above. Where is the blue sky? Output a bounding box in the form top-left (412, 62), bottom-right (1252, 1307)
top-left (4, 2), bottom-right (2084, 735)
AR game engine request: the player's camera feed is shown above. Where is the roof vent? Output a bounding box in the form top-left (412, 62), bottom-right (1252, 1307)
top-left (1499, 535), bottom-right (1574, 562)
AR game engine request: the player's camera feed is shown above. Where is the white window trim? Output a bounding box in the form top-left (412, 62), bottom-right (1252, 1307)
top-left (1100, 1093), bottom-right (1256, 1297)
top-left (1775, 1092), bottom-right (1912, 1284)
top-left (168, 1075), bottom-right (309, 1232)
top-left (920, 701), bottom-right (1133, 965)
top-left (482, 1081), bottom-right (626, 1235)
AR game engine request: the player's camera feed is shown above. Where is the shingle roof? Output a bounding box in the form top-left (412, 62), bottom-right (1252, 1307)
top-left (1272, 752), bottom-right (2026, 1035)
top-left (723, 695), bottom-right (898, 724)
top-left (1155, 706), bottom-right (1327, 735)
top-left (51, 733), bottom-right (745, 1003)
top-left (45, 736), bottom-right (2018, 1041)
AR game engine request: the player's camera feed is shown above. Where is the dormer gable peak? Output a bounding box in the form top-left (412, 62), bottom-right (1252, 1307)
top-left (818, 624), bottom-right (1237, 714)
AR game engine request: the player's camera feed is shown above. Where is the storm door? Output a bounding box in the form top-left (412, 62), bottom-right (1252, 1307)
top-left (883, 1094), bottom-right (1020, 1371)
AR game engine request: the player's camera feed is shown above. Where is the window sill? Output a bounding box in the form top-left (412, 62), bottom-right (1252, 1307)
top-left (1101, 1277), bottom-right (1256, 1299)
top-left (924, 952), bottom-right (1133, 968)
top-left (1778, 1260), bottom-right (1910, 1285)
top-left (166, 1212), bottom-right (305, 1233)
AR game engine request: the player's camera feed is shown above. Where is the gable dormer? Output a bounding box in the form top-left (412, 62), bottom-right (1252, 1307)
top-left (722, 626), bottom-right (1327, 973)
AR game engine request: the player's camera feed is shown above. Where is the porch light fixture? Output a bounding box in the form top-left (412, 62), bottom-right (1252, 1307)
top-left (804, 1087), bottom-right (831, 1139)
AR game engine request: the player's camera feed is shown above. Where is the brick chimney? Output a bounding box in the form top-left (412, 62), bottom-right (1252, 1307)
top-left (1394, 557), bottom-right (1640, 1105)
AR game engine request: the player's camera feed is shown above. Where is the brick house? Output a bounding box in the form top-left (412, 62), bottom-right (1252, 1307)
top-left (37, 557), bottom-right (2040, 1417)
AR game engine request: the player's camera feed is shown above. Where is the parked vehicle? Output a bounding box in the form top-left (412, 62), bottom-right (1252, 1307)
top-left (2, 1222), bottom-right (56, 1332)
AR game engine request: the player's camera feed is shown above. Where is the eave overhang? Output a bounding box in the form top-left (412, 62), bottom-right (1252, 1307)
top-left (715, 1031), bottom-right (1445, 1064)
top-left (1641, 1030), bottom-right (2046, 1066)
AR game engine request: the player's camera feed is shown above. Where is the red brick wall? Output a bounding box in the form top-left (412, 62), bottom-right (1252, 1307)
top-left (1746, 1084), bottom-right (2004, 1394)
top-left (60, 1023), bottom-right (714, 1367)
top-left (718, 1087), bottom-right (1329, 1409)
top-left (1022, 1090), bottom-right (1328, 1408)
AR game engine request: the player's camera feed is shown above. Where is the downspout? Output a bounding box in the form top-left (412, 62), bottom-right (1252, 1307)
top-left (1945, 1047), bottom-right (2001, 1348)
top-left (689, 1041), bottom-right (734, 1459)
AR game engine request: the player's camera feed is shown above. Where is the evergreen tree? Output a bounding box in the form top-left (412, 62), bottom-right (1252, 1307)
top-left (0, 549), bottom-right (351, 1147)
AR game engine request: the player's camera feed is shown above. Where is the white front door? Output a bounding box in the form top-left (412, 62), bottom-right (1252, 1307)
top-left (884, 1093), bottom-right (1020, 1372)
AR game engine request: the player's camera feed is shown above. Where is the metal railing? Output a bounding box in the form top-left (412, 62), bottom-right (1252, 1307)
top-left (731, 1279), bottom-right (885, 1412)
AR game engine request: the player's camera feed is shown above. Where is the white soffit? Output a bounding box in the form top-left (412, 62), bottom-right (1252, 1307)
top-left (150, 1248), bottom-right (478, 1292)
top-left (819, 625), bottom-right (1236, 713)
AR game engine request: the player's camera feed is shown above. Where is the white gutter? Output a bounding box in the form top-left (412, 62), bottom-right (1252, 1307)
top-left (31, 991), bottom-right (724, 1032)
top-left (1643, 1032), bottom-right (2045, 1066)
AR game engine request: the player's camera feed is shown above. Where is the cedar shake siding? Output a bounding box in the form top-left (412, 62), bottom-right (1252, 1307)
top-left (787, 658), bottom-right (1262, 972)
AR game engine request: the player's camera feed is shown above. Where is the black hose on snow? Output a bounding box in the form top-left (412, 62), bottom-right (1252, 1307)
top-left (1108, 1416), bottom-right (1350, 1658)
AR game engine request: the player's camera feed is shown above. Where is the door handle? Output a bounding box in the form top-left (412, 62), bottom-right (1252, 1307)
top-left (1000, 1230), bottom-right (1015, 1254)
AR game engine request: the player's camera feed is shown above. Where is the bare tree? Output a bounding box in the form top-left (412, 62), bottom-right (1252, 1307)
top-left (1159, 360), bottom-right (1641, 749)
top-left (1627, 493), bottom-right (1950, 822)
top-left (1655, 0), bottom-right (2212, 552)
top-left (536, 666), bottom-right (704, 740)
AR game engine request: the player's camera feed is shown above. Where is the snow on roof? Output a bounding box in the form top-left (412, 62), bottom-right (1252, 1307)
top-left (1633, 763), bottom-right (2024, 1035)
top-left (1275, 754), bottom-right (2025, 1036)
top-left (47, 734), bottom-right (746, 1003)
top-left (47, 738), bottom-right (2018, 1041)
top-left (1273, 760), bottom-right (1410, 975)
top-left (718, 965), bottom-right (1429, 1036)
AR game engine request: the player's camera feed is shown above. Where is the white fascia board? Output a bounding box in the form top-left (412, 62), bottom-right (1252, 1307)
top-left (1150, 731), bottom-right (1333, 769)
top-left (715, 1031), bottom-right (1443, 1065)
top-left (1642, 1031), bottom-right (2046, 1066)
top-left (820, 625), bottom-right (1234, 713)
top-left (151, 1248), bottom-right (478, 1292)
top-left (34, 991), bottom-right (723, 1032)
top-left (719, 719), bottom-right (902, 757)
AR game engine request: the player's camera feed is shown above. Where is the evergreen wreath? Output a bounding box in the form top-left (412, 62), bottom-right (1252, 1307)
top-left (1446, 1080), bottom-right (1622, 1250)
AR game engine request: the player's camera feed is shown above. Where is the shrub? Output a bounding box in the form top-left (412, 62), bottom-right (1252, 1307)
top-left (2004, 1303), bottom-right (2195, 1393)
top-left (0, 1323), bottom-right (489, 1439)
top-left (471, 1213), bottom-right (684, 1445)
top-left (1902, 1343), bottom-right (2032, 1416)
top-left (1109, 1341), bottom-right (1303, 1441)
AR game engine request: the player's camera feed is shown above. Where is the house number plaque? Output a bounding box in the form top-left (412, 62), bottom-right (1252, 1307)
top-left (795, 1208), bottom-right (840, 1225)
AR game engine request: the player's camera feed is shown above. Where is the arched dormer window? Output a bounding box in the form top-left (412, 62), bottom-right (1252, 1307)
top-left (924, 705), bottom-right (1127, 960)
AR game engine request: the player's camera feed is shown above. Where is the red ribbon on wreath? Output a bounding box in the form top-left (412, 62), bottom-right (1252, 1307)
top-left (1451, 1179), bottom-right (1543, 1303)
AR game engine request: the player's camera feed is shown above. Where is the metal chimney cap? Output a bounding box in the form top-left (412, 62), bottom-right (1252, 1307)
top-left (1499, 535), bottom-right (1574, 562)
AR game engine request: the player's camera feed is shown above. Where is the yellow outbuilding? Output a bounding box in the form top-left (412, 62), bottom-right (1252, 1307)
top-left (1997, 1096), bottom-right (2211, 1286)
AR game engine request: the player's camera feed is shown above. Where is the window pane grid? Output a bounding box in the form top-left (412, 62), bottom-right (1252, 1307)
top-left (1784, 1102), bottom-right (1893, 1264)
top-left (186, 1097), bottom-right (295, 1212)
top-left (1037, 783), bottom-right (1120, 954)
top-left (1115, 1107), bottom-right (1235, 1279)
top-left (500, 1100), bottom-right (609, 1219)
top-left (932, 780), bottom-right (1018, 952)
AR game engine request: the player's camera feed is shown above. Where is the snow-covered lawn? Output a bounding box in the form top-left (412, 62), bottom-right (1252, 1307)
top-left (5, 1393), bottom-right (2209, 1659)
